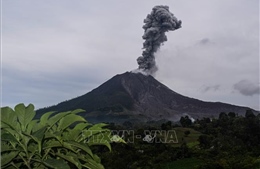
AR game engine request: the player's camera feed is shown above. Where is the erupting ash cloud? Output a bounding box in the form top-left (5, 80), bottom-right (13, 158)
top-left (137, 5), bottom-right (182, 75)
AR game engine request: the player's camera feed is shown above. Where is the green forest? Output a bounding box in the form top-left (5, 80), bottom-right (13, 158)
top-left (1, 104), bottom-right (260, 169)
top-left (98, 110), bottom-right (260, 169)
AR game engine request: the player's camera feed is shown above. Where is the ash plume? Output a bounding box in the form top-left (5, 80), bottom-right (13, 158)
top-left (137, 5), bottom-right (182, 75)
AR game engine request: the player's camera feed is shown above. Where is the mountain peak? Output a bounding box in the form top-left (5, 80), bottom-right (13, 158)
top-left (37, 72), bottom-right (255, 123)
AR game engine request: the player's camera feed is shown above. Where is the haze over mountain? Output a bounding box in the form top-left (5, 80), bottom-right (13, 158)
top-left (37, 72), bottom-right (256, 123)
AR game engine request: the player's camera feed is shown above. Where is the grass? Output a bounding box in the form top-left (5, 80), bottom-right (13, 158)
top-left (162, 158), bottom-right (202, 169)
top-left (153, 126), bottom-right (201, 150)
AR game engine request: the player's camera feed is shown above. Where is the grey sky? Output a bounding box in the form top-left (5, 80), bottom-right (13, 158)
top-left (233, 80), bottom-right (260, 96)
top-left (2, 0), bottom-right (259, 110)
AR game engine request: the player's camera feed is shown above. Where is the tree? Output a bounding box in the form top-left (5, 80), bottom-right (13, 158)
top-left (161, 121), bottom-right (172, 130)
top-left (198, 134), bottom-right (213, 149)
top-left (184, 130), bottom-right (191, 137)
top-left (228, 112), bottom-right (236, 118)
top-left (245, 109), bottom-right (256, 118)
top-left (219, 112), bottom-right (228, 120)
top-left (180, 116), bottom-right (192, 127)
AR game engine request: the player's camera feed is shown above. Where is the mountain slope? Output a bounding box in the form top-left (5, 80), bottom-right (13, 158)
top-left (37, 72), bottom-right (255, 122)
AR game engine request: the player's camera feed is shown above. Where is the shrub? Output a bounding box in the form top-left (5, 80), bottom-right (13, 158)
top-left (1, 103), bottom-right (123, 169)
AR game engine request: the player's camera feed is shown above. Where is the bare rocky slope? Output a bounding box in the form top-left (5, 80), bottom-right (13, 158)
top-left (37, 72), bottom-right (256, 123)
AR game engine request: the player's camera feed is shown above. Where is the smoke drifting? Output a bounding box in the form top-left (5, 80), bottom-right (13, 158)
top-left (137, 5), bottom-right (182, 75)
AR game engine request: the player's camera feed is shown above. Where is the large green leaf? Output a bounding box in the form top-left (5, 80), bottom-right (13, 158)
top-left (27, 142), bottom-right (38, 155)
top-left (67, 129), bottom-right (81, 141)
top-left (73, 153), bottom-right (103, 169)
top-left (82, 158), bottom-right (104, 169)
top-left (26, 119), bottom-right (38, 134)
top-left (1, 121), bottom-right (20, 139)
top-left (67, 140), bottom-right (93, 158)
top-left (40, 111), bottom-right (55, 126)
top-left (44, 140), bottom-right (77, 154)
top-left (57, 114), bottom-right (86, 131)
top-left (1, 151), bottom-right (19, 167)
top-left (88, 123), bottom-right (109, 130)
top-left (47, 111), bottom-right (71, 129)
top-left (14, 103), bottom-right (35, 131)
top-left (1, 142), bottom-right (16, 153)
top-left (87, 139), bottom-right (111, 151)
top-left (30, 111), bottom-right (54, 133)
top-left (93, 154), bottom-right (101, 164)
top-left (0, 107), bottom-right (17, 127)
top-left (43, 158), bottom-right (70, 169)
top-left (55, 152), bottom-right (82, 169)
top-left (69, 123), bottom-right (92, 141)
top-left (1, 133), bottom-right (18, 143)
top-left (70, 109), bottom-right (85, 114)
top-left (73, 123), bottom-right (91, 131)
top-left (32, 126), bottom-right (48, 142)
top-left (26, 126), bottom-right (48, 154)
top-left (43, 140), bottom-right (63, 150)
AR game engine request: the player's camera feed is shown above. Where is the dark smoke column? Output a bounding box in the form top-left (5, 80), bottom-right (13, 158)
top-left (137, 5), bottom-right (182, 75)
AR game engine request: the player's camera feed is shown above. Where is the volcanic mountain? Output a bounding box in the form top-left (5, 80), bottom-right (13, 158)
top-left (37, 72), bottom-right (255, 123)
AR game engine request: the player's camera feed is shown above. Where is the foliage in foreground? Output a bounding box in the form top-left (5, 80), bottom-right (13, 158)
top-left (1, 103), bottom-right (122, 169)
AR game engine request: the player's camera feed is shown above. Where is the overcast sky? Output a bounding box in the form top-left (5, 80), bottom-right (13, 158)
top-left (2, 0), bottom-right (260, 111)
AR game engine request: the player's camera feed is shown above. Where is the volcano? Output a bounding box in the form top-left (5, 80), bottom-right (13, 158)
top-left (37, 72), bottom-right (255, 123)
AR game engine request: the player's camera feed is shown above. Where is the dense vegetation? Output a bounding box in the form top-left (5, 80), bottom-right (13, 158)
top-left (98, 110), bottom-right (260, 169)
top-left (1, 104), bottom-right (124, 169)
top-left (1, 104), bottom-right (260, 168)
top-left (194, 110), bottom-right (260, 169)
